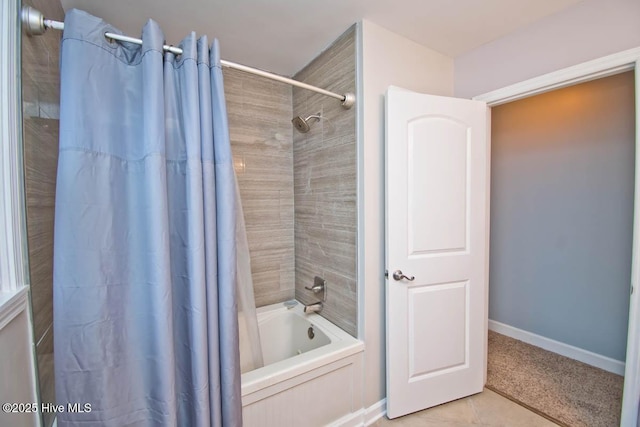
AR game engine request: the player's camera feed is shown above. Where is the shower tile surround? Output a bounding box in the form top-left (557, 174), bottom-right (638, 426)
top-left (293, 27), bottom-right (357, 336)
top-left (224, 69), bottom-right (296, 307)
top-left (21, 0), bottom-right (64, 425)
top-left (225, 26), bottom-right (357, 336)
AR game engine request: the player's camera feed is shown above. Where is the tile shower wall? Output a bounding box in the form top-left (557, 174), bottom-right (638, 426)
top-left (293, 27), bottom-right (357, 336)
top-left (223, 68), bottom-right (296, 307)
top-left (21, 0), bottom-right (63, 425)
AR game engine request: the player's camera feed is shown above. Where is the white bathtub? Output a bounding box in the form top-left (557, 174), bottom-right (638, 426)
top-left (241, 301), bottom-right (364, 427)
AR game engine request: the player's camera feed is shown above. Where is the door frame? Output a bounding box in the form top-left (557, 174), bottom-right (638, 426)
top-left (474, 46), bottom-right (640, 426)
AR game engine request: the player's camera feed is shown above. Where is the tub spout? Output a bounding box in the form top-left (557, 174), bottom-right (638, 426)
top-left (303, 302), bottom-right (323, 314)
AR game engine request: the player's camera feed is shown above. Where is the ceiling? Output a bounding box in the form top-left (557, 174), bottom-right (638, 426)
top-left (59, 0), bottom-right (582, 77)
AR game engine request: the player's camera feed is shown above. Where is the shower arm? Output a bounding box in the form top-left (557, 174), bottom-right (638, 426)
top-left (20, 6), bottom-right (356, 110)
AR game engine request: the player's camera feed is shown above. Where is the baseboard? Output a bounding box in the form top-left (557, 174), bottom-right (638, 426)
top-left (329, 398), bottom-right (386, 426)
top-left (364, 399), bottom-right (386, 426)
top-left (489, 320), bottom-right (625, 376)
top-left (329, 409), bottom-right (365, 427)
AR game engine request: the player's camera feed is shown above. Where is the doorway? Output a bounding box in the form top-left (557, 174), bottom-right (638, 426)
top-left (486, 70), bottom-right (635, 426)
top-left (474, 48), bottom-right (640, 426)
top-left (383, 47), bottom-right (640, 425)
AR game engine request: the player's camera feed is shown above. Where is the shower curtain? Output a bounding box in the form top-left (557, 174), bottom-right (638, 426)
top-left (54, 9), bottom-right (261, 426)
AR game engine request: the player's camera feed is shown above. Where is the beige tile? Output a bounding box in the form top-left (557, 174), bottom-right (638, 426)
top-left (292, 26), bottom-right (357, 336)
top-left (226, 68), bottom-right (295, 306)
top-left (416, 397), bottom-right (478, 424)
top-left (23, 118), bottom-right (59, 207)
top-left (37, 348), bottom-right (55, 427)
top-left (373, 389), bottom-right (559, 427)
top-left (375, 419), bottom-right (482, 427)
top-left (22, 3), bottom-right (62, 426)
top-left (470, 389), bottom-right (559, 427)
top-left (255, 288), bottom-right (295, 308)
top-left (36, 329), bottom-right (55, 403)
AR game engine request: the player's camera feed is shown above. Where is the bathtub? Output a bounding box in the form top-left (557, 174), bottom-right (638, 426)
top-left (241, 301), bottom-right (365, 427)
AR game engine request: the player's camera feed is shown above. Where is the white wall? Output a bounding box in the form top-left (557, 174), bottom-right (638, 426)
top-left (358, 20), bottom-right (454, 409)
top-left (0, 292), bottom-right (40, 427)
top-left (454, 0), bottom-right (640, 98)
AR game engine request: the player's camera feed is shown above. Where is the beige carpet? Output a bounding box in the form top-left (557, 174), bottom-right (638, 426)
top-left (487, 330), bottom-right (624, 427)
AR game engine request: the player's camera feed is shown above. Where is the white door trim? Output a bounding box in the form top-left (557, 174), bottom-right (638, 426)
top-left (473, 46), bottom-right (640, 427)
top-left (474, 47), bottom-right (640, 107)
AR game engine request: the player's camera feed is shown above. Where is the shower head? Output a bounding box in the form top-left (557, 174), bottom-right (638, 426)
top-left (292, 113), bottom-right (321, 133)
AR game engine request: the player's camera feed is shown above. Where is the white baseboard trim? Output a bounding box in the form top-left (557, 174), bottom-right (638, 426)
top-left (489, 320), bottom-right (625, 376)
top-left (364, 399), bottom-right (386, 426)
top-left (329, 409), bottom-right (365, 427)
top-left (330, 398), bottom-right (386, 426)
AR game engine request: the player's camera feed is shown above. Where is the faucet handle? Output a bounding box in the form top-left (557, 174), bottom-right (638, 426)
top-left (304, 284), bottom-right (323, 293)
top-left (305, 276), bottom-right (326, 293)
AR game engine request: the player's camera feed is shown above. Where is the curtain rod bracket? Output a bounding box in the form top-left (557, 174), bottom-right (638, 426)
top-left (22, 6), bottom-right (46, 36)
top-left (341, 93), bottom-right (356, 109)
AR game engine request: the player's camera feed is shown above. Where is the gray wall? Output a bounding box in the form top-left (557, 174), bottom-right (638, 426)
top-left (224, 68), bottom-right (295, 307)
top-left (22, 0), bottom-right (64, 425)
top-left (490, 71), bottom-right (635, 360)
top-left (293, 26), bottom-right (357, 336)
top-left (454, 0), bottom-right (640, 99)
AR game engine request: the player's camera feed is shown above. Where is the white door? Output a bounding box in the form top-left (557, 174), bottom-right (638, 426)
top-left (385, 86), bottom-right (490, 419)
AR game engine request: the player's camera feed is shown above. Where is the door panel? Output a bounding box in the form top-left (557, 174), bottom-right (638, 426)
top-left (408, 117), bottom-right (469, 254)
top-left (385, 86), bottom-right (489, 419)
top-left (408, 281), bottom-right (468, 378)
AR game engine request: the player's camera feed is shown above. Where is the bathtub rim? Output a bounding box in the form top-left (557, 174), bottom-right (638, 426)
top-left (241, 300), bottom-right (364, 397)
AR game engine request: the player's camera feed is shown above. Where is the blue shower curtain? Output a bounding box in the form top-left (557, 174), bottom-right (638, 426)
top-left (54, 9), bottom-right (242, 426)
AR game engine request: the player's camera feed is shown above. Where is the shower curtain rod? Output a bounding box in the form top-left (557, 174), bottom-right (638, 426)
top-left (20, 6), bottom-right (356, 109)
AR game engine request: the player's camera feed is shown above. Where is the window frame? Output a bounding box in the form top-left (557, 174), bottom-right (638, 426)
top-left (0, 0), bottom-right (30, 306)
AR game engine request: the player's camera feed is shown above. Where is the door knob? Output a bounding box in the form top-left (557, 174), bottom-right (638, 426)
top-left (392, 270), bottom-right (415, 281)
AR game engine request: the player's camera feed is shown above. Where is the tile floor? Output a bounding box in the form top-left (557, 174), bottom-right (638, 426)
top-left (371, 389), bottom-right (559, 427)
